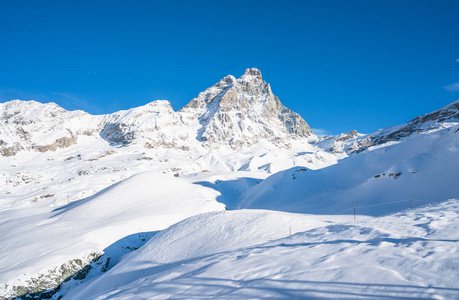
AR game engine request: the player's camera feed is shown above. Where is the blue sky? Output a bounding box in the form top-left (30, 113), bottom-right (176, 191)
top-left (1, 0), bottom-right (458, 134)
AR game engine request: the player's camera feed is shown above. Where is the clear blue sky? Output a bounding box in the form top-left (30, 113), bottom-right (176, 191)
top-left (1, 0), bottom-right (458, 134)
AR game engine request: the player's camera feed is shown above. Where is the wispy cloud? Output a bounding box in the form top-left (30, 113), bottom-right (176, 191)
top-left (312, 128), bottom-right (332, 136)
top-left (50, 92), bottom-right (103, 114)
top-left (444, 82), bottom-right (459, 92)
top-left (456, 58), bottom-right (459, 63)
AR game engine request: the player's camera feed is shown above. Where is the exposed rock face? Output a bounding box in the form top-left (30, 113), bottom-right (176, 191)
top-left (2, 252), bottom-right (103, 300)
top-left (181, 68), bottom-right (313, 148)
top-left (34, 136), bottom-right (78, 152)
top-left (358, 100), bottom-right (459, 152)
top-left (336, 130), bottom-right (358, 142)
top-left (328, 130), bottom-right (361, 154)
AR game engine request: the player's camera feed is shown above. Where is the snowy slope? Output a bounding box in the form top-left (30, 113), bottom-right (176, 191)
top-left (0, 172), bottom-right (225, 299)
top-left (239, 107), bottom-right (459, 216)
top-left (65, 200), bottom-right (459, 299)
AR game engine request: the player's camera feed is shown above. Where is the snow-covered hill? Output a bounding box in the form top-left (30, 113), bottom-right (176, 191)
top-left (0, 172), bottom-right (225, 299)
top-left (65, 200), bottom-right (459, 299)
top-left (238, 100), bottom-right (459, 216)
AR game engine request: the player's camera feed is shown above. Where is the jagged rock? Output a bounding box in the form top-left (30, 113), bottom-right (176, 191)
top-left (1, 145), bottom-right (22, 157)
top-left (244, 67), bottom-right (263, 78)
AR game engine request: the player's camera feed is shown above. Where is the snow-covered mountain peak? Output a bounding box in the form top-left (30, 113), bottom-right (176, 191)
top-left (1, 85), bottom-right (459, 299)
top-left (104, 100), bottom-right (175, 119)
top-left (99, 100), bottom-right (183, 145)
top-left (1, 99), bottom-right (70, 122)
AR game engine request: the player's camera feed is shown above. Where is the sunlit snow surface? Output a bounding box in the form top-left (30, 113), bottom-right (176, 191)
top-left (67, 200), bottom-right (459, 299)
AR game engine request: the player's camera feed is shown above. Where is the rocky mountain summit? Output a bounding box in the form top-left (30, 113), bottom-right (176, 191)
top-left (0, 68), bottom-right (314, 156)
top-left (181, 68), bottom-right (313, 148)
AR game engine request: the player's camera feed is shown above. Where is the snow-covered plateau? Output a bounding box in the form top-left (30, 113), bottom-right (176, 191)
top-left (0, 69), bottom-right (458, 299)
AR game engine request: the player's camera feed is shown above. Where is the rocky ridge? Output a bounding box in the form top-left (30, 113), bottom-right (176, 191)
top-left (326, 100), bottom-right (459, 154)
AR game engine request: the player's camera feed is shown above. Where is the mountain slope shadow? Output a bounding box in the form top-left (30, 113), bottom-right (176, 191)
top-left (194, 177), bottom-right (262, 210)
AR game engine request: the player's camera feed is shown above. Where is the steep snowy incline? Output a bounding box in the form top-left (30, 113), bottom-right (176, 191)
top-left (0, 172), bottom-right (225, 299)
top-left (66, 200), bottom-right (459, 299)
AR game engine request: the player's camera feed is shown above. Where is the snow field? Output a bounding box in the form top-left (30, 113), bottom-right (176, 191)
top-left (0, 172), bottom-right (225, 297)
top-left (67, 200), bottom-right (459, 299)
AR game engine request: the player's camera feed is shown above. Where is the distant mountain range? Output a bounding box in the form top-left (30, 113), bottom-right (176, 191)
top-left (0, 68), bottom-right (314, 158)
